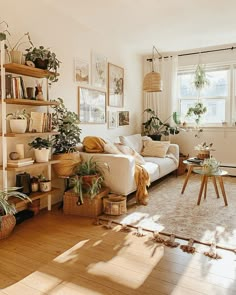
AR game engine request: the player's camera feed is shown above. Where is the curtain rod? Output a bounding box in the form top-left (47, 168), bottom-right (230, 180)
top-left (146, 46), bottom-right (236, 62)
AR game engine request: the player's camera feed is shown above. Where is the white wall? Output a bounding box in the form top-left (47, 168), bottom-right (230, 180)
top-left (0, 1), bottom-right (143, 204)
top-left (1, 1), bottom-right (143, 142)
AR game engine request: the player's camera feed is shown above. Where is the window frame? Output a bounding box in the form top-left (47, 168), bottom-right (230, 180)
top-left (177, 63), bottom-right (233, 127)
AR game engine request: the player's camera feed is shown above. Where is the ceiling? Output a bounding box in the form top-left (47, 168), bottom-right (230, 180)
top-left (53, 0), bottom-right (236, 55)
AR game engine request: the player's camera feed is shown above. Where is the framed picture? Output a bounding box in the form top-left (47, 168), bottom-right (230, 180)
top-left (118, 111), bottom-right (129, 126)
top-left (74, 59), bottom-right (89, 84)
top-left (108, 111), bottom-right (117, 129)
top-left (91, 51), bottom-right (107, 88)
top-left (78, 87), bottom-right (106, 124)
top-left (108, 63), bottom-right (124, 107)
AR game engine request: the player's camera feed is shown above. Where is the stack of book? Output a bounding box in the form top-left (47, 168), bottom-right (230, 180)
top-left (7, 157), bottom-right (34, 168)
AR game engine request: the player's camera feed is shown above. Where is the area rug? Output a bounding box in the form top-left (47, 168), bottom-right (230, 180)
top-left (101, 174), bottom-right (236, 250)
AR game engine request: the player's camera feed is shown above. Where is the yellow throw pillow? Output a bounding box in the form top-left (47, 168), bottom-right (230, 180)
top-left (141, 141), bottom-right (170, 158)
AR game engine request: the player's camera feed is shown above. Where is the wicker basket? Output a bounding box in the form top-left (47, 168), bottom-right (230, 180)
top-left (0, 215), bottom-right (16, 240)
top-left (52, 152), bottom-right (81, 177)
top-left (103, 195), bottom-right (127, 215)
top-left (63, 187), bottom-right (109, 217)
top-left (197, 150), bottom-right (210, 160)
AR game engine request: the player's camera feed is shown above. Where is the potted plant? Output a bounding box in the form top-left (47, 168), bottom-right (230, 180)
top-left (24, 45), bottom-right (61, 82)
top-left (38, 174), bottom-right (51, 192)
top-left (51, 98), bottom-right (82, 177)
top-left (0, 20), bottom-right (9, 41)
top-left (193, 64), bottom-right (210, 91)
top-left (7, 109), bottom-right (30, 133)
top-left (28, 137), bottom-right (52, 162)
top-left (0, 187), bottom-right (31, 239)
top-left (142, 108), bottom-right (180, 140)
top-left (186, 102), bottom-right (207, 125)
top-left (71, 157), bottom-right (108, 203)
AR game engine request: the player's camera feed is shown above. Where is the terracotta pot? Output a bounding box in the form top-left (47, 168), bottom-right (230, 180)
top-left (0, 215), bottom-right (16, 240)
top-left (81, 174), bottom-right (99, 189)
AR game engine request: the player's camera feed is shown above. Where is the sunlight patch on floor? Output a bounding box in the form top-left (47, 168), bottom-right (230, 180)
top-left (53, 239), bottom-right (89, 263)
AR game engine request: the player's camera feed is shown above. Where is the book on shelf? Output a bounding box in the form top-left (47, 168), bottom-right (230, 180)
top-left (0, 74), bottom-right (13, 98)
top-left (7, 160), bottom-right (34, 167)
top-left (7, 157), bottom-right (32, 164)
top-left (29, 111), bottom-right (44, 132)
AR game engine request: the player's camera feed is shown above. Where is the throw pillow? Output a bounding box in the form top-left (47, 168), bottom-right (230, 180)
top-left (103, 143), bottom-right (122, 154)
top-left (141, 141), bottom-right (170, 158)
top-left (114, 143), bottom-right (146, 165)
top-left (119, 134), bottom-right (143, 154)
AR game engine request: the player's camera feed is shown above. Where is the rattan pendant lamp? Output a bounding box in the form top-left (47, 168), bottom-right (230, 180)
top-left (143, 45), bottom-right (163, 92)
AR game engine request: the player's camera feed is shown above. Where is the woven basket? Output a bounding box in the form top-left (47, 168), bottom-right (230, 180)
top-left (197, 150), bottom-right (210, 160)
top-left (103, 195), bottom-right (127, 215)
top-left (0, 214), bottom-right (16, 240)
top-left (52, 152), bottom-right (81, 177)
top-left (63, 187), bottom-right (109, 217)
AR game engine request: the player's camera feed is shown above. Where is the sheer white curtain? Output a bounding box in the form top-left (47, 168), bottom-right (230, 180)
top-left (143, 55), bottom-right (178, 123)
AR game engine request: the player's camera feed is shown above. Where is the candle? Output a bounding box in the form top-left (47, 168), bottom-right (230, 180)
top-left (16, 144), bottom-right (25, 159)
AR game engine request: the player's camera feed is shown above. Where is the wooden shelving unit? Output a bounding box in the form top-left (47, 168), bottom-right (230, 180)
top-left (2, 98), bottom-right (59, 106)
top-left (0, 51), bottom-right (61, 211)
top-left (4, 131), bottom-right (59, 137)
top-left (10, 187), bottom-right (60, 209)
top-left (3, 63), bottom-right (57, 78)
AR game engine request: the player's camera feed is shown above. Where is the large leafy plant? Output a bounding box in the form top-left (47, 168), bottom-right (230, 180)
top-left (25, 45), bottom-right (61, 82)
top-left (142, 108), bottom-right (180, 136)
top-left (51, 98), bottom-right (81, 154)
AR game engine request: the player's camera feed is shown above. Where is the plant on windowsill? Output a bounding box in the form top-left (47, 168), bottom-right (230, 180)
top-left (51, 97), bottom-right (82, 177)
top-left (0, 187), bottom-right (31, 239)
top-left (142, 108), bottom-right (181, 140)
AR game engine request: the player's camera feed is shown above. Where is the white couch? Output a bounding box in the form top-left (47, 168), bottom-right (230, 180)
top-left (80, 134), bottom-right (179, 196)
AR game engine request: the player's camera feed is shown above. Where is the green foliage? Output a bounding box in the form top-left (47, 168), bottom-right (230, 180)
top-left (51, 98), bottom-right (81, 154)
top-left (193, 64), bottom-right (210, 90)
top-left (25, 45), bottom-right (61, 82)
top-left (0, 187), bottom-right (31, 217)
top-left (186, 102), bottom-right (207, 125)
top-left (28, 137), bottom-right (52, 150)
top-left (142, 108), bottom-right (180, 136)
top-left (7, 109), bottom-right (29, 120)
top-left (0, 20), bottom-right (10, 41)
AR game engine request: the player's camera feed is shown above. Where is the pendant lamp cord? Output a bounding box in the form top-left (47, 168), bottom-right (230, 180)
top-left (151, 46), bottom-right (162, 72)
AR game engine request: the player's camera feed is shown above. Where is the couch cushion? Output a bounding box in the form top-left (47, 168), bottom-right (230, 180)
top-left (104, 142), bottom-right (122, 154)
top-left (119, 134), bottom-right (143, 154)
top-left (114, 143), bottom-right (146, 165)
top-left (141, 141), bottom-right (170, 158)
top-left (141, 162), bottom-right (160, 182)
top-left (144, 156), bottom-right (177, 177)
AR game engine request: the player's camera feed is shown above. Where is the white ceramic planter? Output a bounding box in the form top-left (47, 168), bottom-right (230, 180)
top-left (9, 119), bottom-right (27, 134)
top-left (39, 181), bottom-right (51, 192)
top-left (34, 148), bottom-right (50, 163)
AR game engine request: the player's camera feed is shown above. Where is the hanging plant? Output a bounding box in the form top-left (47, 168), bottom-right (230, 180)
top-left (193, 64), bottom-right (210, 90)
top-left (186, 102), bottom-right (207, 125)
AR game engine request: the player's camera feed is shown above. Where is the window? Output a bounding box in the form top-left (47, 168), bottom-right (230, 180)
top-left (177, 66), bottom-right (230, 125)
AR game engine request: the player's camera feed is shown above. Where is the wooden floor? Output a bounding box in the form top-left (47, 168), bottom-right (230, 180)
top-left (0, 207), bottom-right (236, 295)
